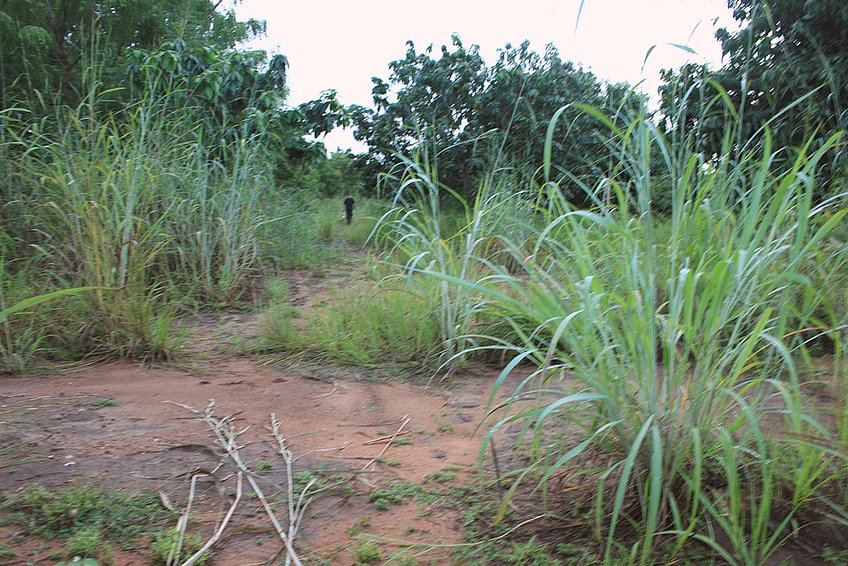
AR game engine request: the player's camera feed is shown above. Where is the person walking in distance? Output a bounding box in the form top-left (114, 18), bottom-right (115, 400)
top-left (343, 195), bottom-right (355, 225)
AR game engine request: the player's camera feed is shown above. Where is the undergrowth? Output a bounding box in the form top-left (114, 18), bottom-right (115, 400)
top-left (1, 483), bottom-right (173, 563)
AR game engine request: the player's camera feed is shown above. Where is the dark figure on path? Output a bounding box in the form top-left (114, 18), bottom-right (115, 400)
top-left (344, 195), bottom-right (355, 225)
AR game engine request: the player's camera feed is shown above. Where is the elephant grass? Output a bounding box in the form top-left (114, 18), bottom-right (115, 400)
top-left (394, 108), bottom-right (848, 563)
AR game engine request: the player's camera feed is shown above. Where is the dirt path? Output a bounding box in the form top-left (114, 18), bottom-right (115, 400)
top-left (0, 257), bottom-right (521, 565)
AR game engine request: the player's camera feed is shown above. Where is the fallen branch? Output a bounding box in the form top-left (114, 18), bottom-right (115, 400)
top-left (361, 415), bottom-right (411, 472)
top-left (181, 471), bottom-right (243, 566)
top-left (362, 430), bottom-right (411, 446)
top-left (169, 401), bottom-right (330, 566)
top-left (202, 405), bottom-right (303, 566)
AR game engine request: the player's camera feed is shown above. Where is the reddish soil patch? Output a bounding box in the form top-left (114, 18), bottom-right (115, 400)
top-left (1, 357), bottom-right (503, 564)
top-left (0, 260), bottom-right (526, 565)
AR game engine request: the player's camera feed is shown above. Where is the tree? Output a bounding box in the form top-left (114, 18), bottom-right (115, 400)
top-left (124, 40), bottom-right (288, 139)
top-left (0, 0), bottom-right (264, 105)
top-left (352, 37), bottom-right (644, 202)
top-left (350, 34), bottom-right (485, 194)
top-left (659, 0), bottom-right (848, 187)
top-left (472, 41), bottom-right (645, 200)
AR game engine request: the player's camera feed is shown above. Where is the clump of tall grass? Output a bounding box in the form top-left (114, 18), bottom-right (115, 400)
top-left (255, 277), bottom-right (300, 352)
top-left (403, 105), bottom-right (848, 562)
top-left (258, 277), bottom-right (442, 368)
top-left (0, 83), bottom-right (289, 363)
top-left (307, 281), bottom-right (441, 366)
top-left (372, 154), bottom-right (539, 374)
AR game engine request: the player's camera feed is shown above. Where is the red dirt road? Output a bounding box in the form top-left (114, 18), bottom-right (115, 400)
top-left (1, 349), bottom-right (511, 564)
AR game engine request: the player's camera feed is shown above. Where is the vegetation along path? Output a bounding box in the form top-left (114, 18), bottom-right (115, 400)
top-left (0, 257), bottom-right (529, 565)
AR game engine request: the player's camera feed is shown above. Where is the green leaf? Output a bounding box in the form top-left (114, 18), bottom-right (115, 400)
top-left (0, 287), bottom-right (98, 324)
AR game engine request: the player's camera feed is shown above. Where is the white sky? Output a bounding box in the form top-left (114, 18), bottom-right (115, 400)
top-left (232, 0), bottom-right (737, 152)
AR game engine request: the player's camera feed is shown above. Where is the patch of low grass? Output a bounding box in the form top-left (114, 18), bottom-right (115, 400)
top-left (369, 480), bottom-right (432, 511)
top-left (2, 484), bottom-right (172, 543)
top-left (254, 277), bottom-right (301, 353)
top-left (354, 539), bottom-right (383, 564)
top-left (65, 525), bottom-right (116, 564)
top-left (84, 398), bottom-right (119, 410)
top-left (149, 527), bottom-right (211, 565)
top-left (426, 470), bottom-right (457, 483)
top-left (345, 516), bottom-right (372, 537)
top-left (291, 281), bottom-right (442, 367)
top-left (0, 542), bottom-right (17, 559)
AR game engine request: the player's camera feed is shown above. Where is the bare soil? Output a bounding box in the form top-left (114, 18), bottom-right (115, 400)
top-left (2, 255), bottom-right (840, 565)
top-left (0, 259), bottom-right (528, 565)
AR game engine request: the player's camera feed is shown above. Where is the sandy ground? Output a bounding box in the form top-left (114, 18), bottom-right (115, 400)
top-left (0, 257), bottom-right (534, 565)
top-left (1, 255), bottom-right (838, 565)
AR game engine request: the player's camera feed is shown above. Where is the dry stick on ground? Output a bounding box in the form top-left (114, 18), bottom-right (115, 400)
top-left (269, 413), bottom-right (317, 566)
top-left (167, 473), bottom-right (199, 566)
top-left (169, 401), bottom-right (304, 566)
top-left (170, 469), bottom-right (225, 565)
top-left (361, 415), bottom-right (411, 472)
top-left (362, 430), bottom-right (412, 445)
top-left (181, 471), bottom-right (243, 566)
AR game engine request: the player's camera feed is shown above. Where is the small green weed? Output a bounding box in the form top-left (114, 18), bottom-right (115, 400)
top-left (54, 559), bottom-right (100, 566)
top-left (426, 470), bottom-right (456, 483)
top-left (386, 554), bottom-right (416, 566)
top-left (2, 484), bottom-right (171, 542)
top-left (85, 398), bottom-right (118, 410)
top-left (345, 516), bottom-right (371, 537)
top-left (0, 542), bottom-right (17, 559)
top-left (824, 546), bottom-right (848, 564)
top-left (65, 526), bottom-right (104, 557)
top-left (390, 436), bottom-right (412, 446)
top-left (354, 539), bottom-right (382, 564)
top-left (504, 536), bottom-right (561, 565)
top-left (554, 543), bottom-right (596, 565)
top-left (257, 460), bottom-right (273, 471)
top-left (369, 480), bottom-right (432, 511)
top-left (149, 528), bottom-right (210, 565)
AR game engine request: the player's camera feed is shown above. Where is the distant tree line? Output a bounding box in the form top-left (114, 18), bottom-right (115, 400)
top-left (347, 36), bottom-right (646, 204)
top-left (345, 0), bottom-right (847, 203)
top-left (0, 0), bottom-right (355, 197)
top-left (659, 0), bottom-right (848, 197)
top-left (3, 0), bottom-right (844, 203)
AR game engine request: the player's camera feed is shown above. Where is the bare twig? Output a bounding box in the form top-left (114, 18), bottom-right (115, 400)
top-left (270, 413), bottom-right (316, 566)
top-left (167, 473), bottom-right (201, 566)
top-left (361, 415), bottom-right (411, 472)
top-left (181, 471), bottom-right (243, 566)
top-left (169, 401), bottom-right (360, 566)
top-left (362, 431), bottom-right (410, 445)
top-left (201, 404), bottom-right (303, 566)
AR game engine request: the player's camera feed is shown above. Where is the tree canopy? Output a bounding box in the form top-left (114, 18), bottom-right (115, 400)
top-left (0, 0), bottom-right (265, 104)
top-left (659, 0), bottom-right (848, 188)
top-left (351, 37), bottom-right (645, 201)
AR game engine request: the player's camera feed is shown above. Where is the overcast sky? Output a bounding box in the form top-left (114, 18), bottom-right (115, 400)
top-left (232, 0), bottom-right (737, 152)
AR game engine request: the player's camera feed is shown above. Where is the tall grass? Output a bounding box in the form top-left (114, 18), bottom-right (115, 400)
top-left (256, 276), bottom-right (442, 368)
top-left (373, 154), bottom-right (538, 374)
top-left (388, 106), bottom-right (848, 562)
top-left (0, 81), bottom-right (294, 363)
